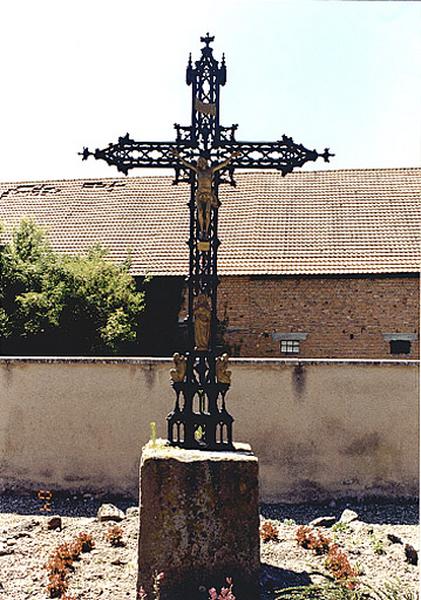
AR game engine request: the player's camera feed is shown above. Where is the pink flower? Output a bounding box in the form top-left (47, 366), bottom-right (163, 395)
top-left (208, 579), bottom-right (236, 600)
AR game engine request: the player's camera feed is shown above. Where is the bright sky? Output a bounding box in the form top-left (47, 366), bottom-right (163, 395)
top-left (0, 0), bottom-right (420, 182)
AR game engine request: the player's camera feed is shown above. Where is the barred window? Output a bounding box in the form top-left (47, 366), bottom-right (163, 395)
top-left (280, 339), bottom-right (300, 354)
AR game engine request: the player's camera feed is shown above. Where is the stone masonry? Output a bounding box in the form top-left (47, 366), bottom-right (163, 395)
top-left (178, 274), bottom-right (419, 359)
top-left (137, 441), bottom-right (260, 600)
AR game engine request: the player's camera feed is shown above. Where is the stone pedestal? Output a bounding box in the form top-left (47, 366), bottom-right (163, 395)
top-left (137, 441), bottom-right (260, 600)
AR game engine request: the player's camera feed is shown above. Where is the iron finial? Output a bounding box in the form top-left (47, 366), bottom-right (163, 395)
top-left (200, 33), bottom-right (214, 47)
top-left (321, 148), bottom-right (335, 162)
top-left (78, 147), bottom-right (92, 161)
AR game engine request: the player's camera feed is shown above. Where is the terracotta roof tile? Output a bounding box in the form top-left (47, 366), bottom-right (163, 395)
top-left (0, 168), bottom-right (419, 276)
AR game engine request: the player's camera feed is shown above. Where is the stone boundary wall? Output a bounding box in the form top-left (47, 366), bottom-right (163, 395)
top-left (0, 357), bottom-right (418, 503)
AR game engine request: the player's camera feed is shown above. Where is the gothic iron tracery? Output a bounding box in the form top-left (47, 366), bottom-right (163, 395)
top-left (81, 34), bottom-right (333, 451)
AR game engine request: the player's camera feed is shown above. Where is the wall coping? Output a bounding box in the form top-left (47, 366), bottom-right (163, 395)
top-left (0, 356), bottom-right (419, 367)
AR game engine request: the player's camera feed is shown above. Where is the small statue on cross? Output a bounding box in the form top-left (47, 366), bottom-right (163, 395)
top-left (170, 352), bottom-right (187, 382)
top-left (193, 293), bottom-right (212, 350)
top-left (216, 353), bottom-right (232, 384)
top-left (171, 150), bottom-right (240, 239)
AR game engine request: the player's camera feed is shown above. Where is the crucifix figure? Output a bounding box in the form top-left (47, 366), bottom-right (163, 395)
top-left (171, 150), bottom-right (240, 239)
top-left (81, 33), bottom-right (333, 451)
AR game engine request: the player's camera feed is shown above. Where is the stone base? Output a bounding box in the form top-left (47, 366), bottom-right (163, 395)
top-left (137, 440), bottom-right (260, 600)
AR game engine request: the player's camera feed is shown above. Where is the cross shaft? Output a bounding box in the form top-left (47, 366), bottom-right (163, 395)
top-left (81, 35), bottom-right (333, 451)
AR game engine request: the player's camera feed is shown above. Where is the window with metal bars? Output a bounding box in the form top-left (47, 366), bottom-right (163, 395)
top-left (280, 339), bottom-right (300, 354)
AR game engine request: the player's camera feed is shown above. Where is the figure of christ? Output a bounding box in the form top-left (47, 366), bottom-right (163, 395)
top-left (171, 150), bottom-right (240, 239)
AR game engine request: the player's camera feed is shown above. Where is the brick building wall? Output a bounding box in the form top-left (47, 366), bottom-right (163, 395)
top-left (209, 274), bottom-right (419, 359)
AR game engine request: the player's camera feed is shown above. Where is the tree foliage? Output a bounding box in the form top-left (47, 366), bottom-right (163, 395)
top-left (0, 219), bottom-right (145, 355)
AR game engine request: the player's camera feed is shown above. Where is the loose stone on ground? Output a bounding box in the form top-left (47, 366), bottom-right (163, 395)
top-left (0, 494), bottom-right (418, 599)
top-left (97, 503), bottom-right (126, 522)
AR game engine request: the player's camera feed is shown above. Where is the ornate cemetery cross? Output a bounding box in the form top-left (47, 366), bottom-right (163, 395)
top-left (81, 34), bottom-right (333, 451)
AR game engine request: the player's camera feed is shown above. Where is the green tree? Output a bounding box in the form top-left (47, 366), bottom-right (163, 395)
top-left (0, 219), bottom-right (145, 355)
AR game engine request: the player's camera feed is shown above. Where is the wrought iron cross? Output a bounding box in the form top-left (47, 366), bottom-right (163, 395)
top-left (81, 34), bottom-right (333, 451)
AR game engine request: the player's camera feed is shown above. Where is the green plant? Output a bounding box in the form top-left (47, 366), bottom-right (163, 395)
top-left (332, 522), bottom-right (351, 534)
top-left (106, 525), bottom-right (125, 547)
top-left (275, 580), bottom-right (365, 599)
top-left (363, 579), bottom-right (419, 600)
top-left (275, 577), bottom-right (419, 600)
top-left (150, 421), bottom-right (157, 447)
top-left (0, 219), bottom-right (145, 355)
top-left (260, 520), bottom-right (279, 542)
top-left (282, 518), bottom-right (296, 526)
top-left (369, 534), bottom-right (385, 555)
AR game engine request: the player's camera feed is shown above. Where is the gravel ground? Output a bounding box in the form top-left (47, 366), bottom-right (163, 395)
top-left (0, 492), bottom-right (418, 599)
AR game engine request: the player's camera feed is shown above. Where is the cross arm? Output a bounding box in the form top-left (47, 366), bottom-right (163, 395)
top-left (79, 133), bottom-right (193, 176)
top-left (215, 135), bottom-right (334, 176)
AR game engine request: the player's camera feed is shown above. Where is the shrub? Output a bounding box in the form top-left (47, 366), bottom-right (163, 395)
top-left (260, 520), bottom-right (279, 542)
top-left (75, 532), bottom-right (95, 553)
top-left (325, 544), bottom-right (357, 589)
top-left (45, 533), bottom-right (95, 597)
top-left (46, 572), bottom-right (68, 598)
top-left (106, 525), bottom-right (125, 547)
top-left (0, 219), bottom-right (145, 355)
top-left (296, 525), bottom-right (314, 548)
top-left (53, 543), bottom-right (77, 570)
top-left (296, 525), bottom-right (331, 554)
top-left (45, 557), bottom-right (69, 577)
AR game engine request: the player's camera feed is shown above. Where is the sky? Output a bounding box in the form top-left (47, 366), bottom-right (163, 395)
top-left (0, 0), bottom-right (420, 182)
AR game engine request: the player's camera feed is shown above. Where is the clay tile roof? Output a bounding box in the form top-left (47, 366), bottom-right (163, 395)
top-left (0, 168), bottom-right (420, 276)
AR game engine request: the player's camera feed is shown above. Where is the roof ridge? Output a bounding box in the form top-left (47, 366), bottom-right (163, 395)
top-left (0, 166), bottom-right (420, 187)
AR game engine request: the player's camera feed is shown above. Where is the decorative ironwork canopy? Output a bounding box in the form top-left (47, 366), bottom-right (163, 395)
top-left (81, 34), bottom-right (333, 451)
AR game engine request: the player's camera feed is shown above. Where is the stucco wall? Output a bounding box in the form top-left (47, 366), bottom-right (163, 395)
top-left (0, 358), bottom-right (418, 503)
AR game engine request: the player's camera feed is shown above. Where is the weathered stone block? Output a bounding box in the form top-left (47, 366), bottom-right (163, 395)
top-left (137, 441), bottom-right (259, 600)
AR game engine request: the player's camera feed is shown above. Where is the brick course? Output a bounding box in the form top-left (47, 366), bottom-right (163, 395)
top-left (210, 275), bottom-right (419, 359)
